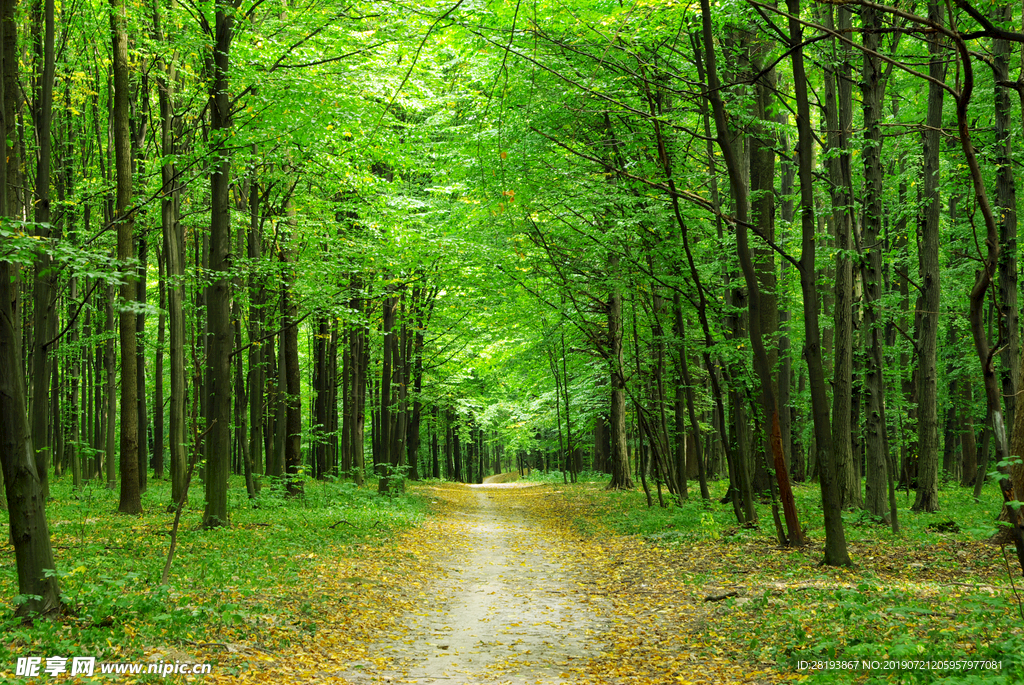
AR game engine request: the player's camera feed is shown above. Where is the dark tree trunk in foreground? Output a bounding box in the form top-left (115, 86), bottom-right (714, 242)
top-left (112, 0), bottom-right (140, 514)
top-left (29, 0), bottom-right (56, 501)
top-left (993, 3), bottom-right (1020, 433)
top-left (785, 0), bottom-right (850, 564)
top-left (913, 0), bottom-right (945, 513)
top-left (821, 3), bottom-right (859, 510)
top-left (0, 2), bottom-right (61, 612)
top-left (1, 261), bottom-right (62, 616)
top-left (155, 0), bottom-right (186, 502)
top-left (203, 0), bottom-right (237, 526)
top-left (860, 3), bottom-right (891, 524)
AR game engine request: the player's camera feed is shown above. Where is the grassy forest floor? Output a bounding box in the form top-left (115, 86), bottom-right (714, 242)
top-left (1, 474), bottom-right (1023, 684)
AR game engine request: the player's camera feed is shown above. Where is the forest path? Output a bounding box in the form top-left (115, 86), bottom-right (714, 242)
top-left (340, 481), bottom-right (609, 684)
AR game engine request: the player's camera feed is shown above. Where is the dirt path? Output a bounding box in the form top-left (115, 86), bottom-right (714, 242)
top-left (342, 482), bottom-right (609, 684)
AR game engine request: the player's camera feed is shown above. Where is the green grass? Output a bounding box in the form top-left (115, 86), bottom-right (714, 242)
top-left (0, 474), bottom-right (428, 681)
top-left (541, 475), bottom-right (1024, 684)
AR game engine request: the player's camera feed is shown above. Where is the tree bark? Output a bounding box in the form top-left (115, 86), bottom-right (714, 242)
top-left (861, 2), bottom-right (891, 522)
top-left (820, 4), bottom-right (860, 510)
top-left (607, 254), bottom-right (634, 490)
top-left (203, 0), bottom-right (237, 526)
top-left (282, 232), bottom-right (302, 497)
top-left (1, 260), bottom-right (62, 616)
top-left (136, 235), bottom-right (148, 493)
top-left (913, 0), bottom-right (945, 513)
top-left (0, 0), bottom-right (61, 611)
top-left (111, 0), bottom-right (139, 513)
top-left (785, 0), bottom-right (850, 564)
top-left (28, 0), bottom-right (56, 500)
top-left (696, 2), bottom-right (802, 544)
top-left (154, 2), bottom-right (186, 503)
top-left (993, 4), bottom-right (1020, 432)
top-left (154, 247), bottom-right (165, 480)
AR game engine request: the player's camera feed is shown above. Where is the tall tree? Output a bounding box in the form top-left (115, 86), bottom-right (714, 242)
top-left (203, 0), bottom-right (240, 526)
top-left (913, 0), bottom-right (945, 513)
top-left (860, 2), bottom-right (893, 524)
top-left (0, 0), bottom-right (61, 614)
top-left (111, 0), bottom-right (140, 514)
top-left (784, 0), bottom-right (850, 564)
top-left (28, 0), bottom-right (56, 500)
top-left (696, 3), bottom-right (803, 546)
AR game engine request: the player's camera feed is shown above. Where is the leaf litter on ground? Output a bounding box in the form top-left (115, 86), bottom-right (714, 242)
top-left (4, 476), bottom-right (1023, 684)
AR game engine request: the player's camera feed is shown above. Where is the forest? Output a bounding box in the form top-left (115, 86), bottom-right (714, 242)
top-left (2, 0), bottom-right (1024, 682)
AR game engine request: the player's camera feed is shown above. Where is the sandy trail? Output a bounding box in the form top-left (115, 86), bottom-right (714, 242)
top-left (343, 483), bottom-right (607, 684)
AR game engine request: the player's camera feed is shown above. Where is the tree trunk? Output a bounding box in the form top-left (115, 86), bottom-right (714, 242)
top-left (607, 255), bottom-right (633, 490)
top-left (282, 235), bottom-right (302, 497)
top-left (202, 0), bottom-right (236, 527)
top-left (0, 0), bottom-right (61, 610)
top-left (246, 178), bottom-right (265, 479)
top-left (993, 4), bottom-right (1020, 432)
top-left (821, 4), bottom-right (859, 511)
top-left (696, 4), bottom-right (801, 544)
top-left (153, 247), bottom-right (165, 481)
top-left (861, 2), bottom-right (891, 522)
top-left (961, 379), bottom-right (978, 488)
top-left (136, 235), bottom-right (148, 493)
top-left (378, 290), bottom-right (398, 492)
top-left (0, 259), bottom-right (62, 616)
top-left (28, 0), bottom-right (56, 501)
top-left (154, 6), bottom-right (186, 502)
top-left (111, 0), bottom-right (140, 514)
top-left (674, 293), bottom-right (710, 500)
top-left (912, 0), bottom-right (945, 513)
top-left (784, 0), bottom-right (850, 564)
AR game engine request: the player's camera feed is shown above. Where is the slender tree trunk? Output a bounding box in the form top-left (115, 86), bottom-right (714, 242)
top-left (607, 255), bottom-right (633, 490)
top-left (154, 248), bottom-right (165, 479)
top-left (913, 0), bottom-right (945, 513)
top-left (246, 179), bottom-right (265, 479)
top-left (0, 0), bottom-right (60, 611)
top-left (378, 290), bottom-right (397, 491)
top-left (282, 233), bottom-right (301, 497)
top-left (961, 380), bottom-right (978, 487)
top-left (203, 0), bottom-right (237, 526)
top-left (136, 235), bottom-right (148, 493)
top-left (28, 0), bottom-right (56, 500)
top-left (785, 0), bottom-right (850, 564)
top-left (155, 5), bottom-right (186, 503)
top-left (110, 0), bottom-right (140, 514)
top-left (821, 4), bottom-right (859, 510)
top-left (993, 5), bottom-right (1019, 431)
top-left (696, 4), bottom-right (802, 545)
top-left (105, 286), bottom-right (117, 490)
top-left (861, 3), bottom-right (891, 522)
top-left (313, 313), bottom-right (328, 479)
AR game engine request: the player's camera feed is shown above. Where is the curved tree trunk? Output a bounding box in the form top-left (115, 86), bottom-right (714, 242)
top-left (696, 1), bottom-right (802, 545)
